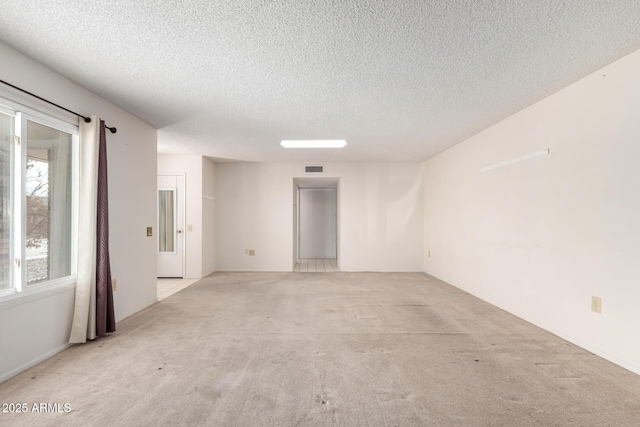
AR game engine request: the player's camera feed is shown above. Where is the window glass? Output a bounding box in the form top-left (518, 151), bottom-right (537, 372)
top-left (158, 189), bottom-right (175, 253)
top-left (0, 112), bottom-right (12, 290)
top-left (25, 120), bottom-right (72, 285)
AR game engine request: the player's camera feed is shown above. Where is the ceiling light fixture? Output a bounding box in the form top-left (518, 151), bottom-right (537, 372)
top-left (280, 140), bottom-right (346, 148)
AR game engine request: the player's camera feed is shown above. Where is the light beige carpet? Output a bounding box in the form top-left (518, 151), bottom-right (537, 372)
top-left (1, 272), bottom-right (640, 426)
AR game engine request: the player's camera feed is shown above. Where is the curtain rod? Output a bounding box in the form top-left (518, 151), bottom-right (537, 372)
top-left (0, 78), bottom-right (117, 133)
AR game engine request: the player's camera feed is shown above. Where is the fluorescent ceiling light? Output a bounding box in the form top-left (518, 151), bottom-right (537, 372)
top-left (281, 140), bottom-right (346, 148)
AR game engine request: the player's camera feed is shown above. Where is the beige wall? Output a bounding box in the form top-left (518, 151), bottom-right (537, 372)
top-left (424, 48), bottom-right (640, 374)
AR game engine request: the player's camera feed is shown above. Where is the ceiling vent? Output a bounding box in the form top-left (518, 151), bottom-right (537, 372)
top-left (305, 165), bottom-right (324, 173)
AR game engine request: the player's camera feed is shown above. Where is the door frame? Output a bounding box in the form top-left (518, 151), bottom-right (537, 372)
top-left (292, 177), bottom-right (340, 270)
top-left (157, 173), bottom-right (186, 278)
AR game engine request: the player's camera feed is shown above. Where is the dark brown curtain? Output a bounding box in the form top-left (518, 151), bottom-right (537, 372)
top-left (96, 120), bottom-right (115, 336)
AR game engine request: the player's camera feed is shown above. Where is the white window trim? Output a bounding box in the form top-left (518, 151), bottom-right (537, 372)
top-left (0, 95), bottom-right (79, 303)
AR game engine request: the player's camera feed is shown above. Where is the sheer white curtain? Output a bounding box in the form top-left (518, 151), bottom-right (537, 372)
top-left (69, 116), bottom-right (99, 343)
top-left (48, 132), bottom-right (72, 280)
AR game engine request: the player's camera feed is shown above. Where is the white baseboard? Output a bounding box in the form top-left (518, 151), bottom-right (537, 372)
top-left (0, 342), bottom-right (73, 384)
top-left (215, 269), bottom-right (292, 272)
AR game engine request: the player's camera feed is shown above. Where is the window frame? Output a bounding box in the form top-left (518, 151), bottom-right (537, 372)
top-left (0, 96), bottom-right (79, 302)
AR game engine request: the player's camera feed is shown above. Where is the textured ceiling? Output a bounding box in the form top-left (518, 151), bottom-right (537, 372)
top-left (1, 1), bottom-right (640, 162)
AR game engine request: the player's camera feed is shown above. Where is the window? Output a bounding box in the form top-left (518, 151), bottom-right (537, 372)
top-left (0, 111), bottom-right (12, 291)
top-left (0, 97), bottom-right (78, 299)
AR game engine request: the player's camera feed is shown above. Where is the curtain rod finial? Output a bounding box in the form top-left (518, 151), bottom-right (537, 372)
top-left (84, 117), bottom-right (91, 123)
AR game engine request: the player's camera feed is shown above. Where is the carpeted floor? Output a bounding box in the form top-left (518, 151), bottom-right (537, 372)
top-left (1, 272), bottom-right (640, 426)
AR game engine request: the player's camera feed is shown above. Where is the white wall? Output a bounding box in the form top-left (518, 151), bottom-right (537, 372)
top-left (0, 41), bottom-right (157, 382)
top-left (202, 157), bottom-right (216, 276)
top-left (158, 155), bottom-right (202, 278)
top-left (216, 162), bottom-right (423, 272)
top-left (157, 154), bottom-right (216, 278)
top-left (424, 48), bottom-right (640, 374)
top-left (299, 189), bottom-right (337, 258)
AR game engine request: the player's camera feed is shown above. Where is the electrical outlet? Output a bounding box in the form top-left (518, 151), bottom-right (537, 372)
top-left (188, 224), bottom-right (193, 232)
top-left (249, 249), bottom-right (255, 256)
top-left (591, 296), bottom-right (602, 314)
top-left (146, 227), bottom-right (153, 237)
top-left (112, 279), bottom-right (118, 292)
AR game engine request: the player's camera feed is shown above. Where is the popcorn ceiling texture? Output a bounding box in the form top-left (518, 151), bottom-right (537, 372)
top-left (1, 1), bottom-right (640, 162)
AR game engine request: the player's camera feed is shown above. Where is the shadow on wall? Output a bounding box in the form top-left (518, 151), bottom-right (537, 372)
top-left (368, 163), bottom-right (423, 244)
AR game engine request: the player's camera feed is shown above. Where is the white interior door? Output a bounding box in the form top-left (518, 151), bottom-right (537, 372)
top-left (157, 174), bottom-right (185, 277)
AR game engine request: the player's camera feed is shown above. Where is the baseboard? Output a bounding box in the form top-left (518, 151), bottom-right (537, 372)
top-left (523, 314), bottom-right (639, 376)
top-left (339, 269), bottom-right (425, 273)
top-left (216, 269), bottom-right (425, 273)
top-left (215, 269), bottom-right (293, 272)
top-left (424, 270), bottom-right (640, 377)
top-left (0, 342), bottom-right (73, 384)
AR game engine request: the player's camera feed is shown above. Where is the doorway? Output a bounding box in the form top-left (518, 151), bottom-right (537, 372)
top-left (293, 178), bottom-right (339, 272)
top-left (157, 174), bottom-right (185, 277)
